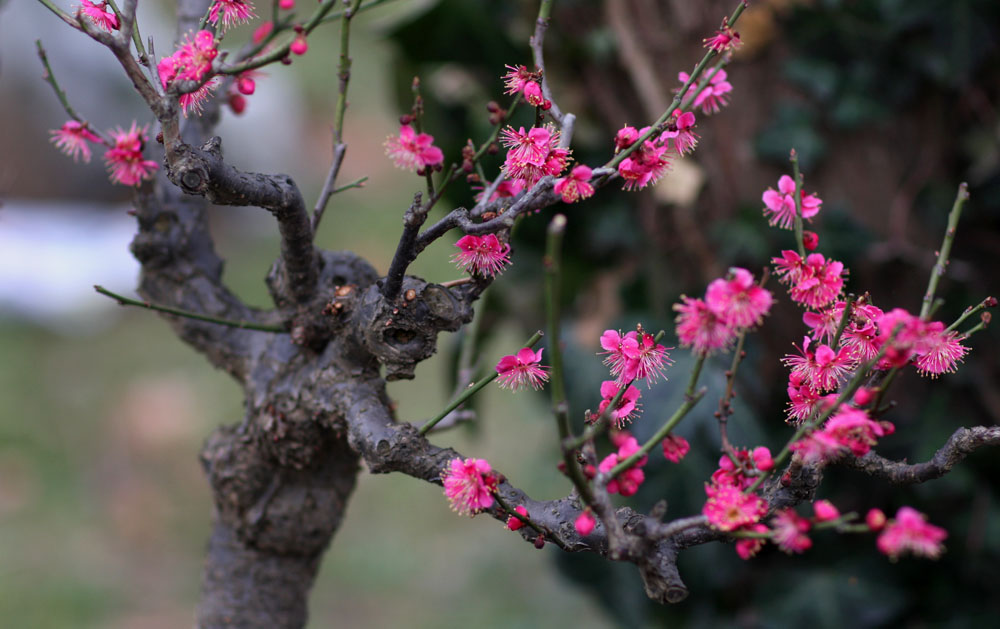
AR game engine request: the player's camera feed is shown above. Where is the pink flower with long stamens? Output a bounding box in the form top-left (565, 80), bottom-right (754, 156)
top-left (802, 303), bottom-right (845, 345)
top-left (77, 0), bottom-right (119, 31)
top-left (502, 64), bottom-right (536, 95)
top-left (597, 380), bottom-right (642, 428)
top-left (554, 165), bottom-right (595, 203)
top-left (703, 483), bottom-right (767, 532)
top-left (705, 267), bottom-right (773, 329)
top-left (208, 0), bottom-right (256, 31)
top-left (50, 121), bottom-right (102, 163)
top-left (678, 68), bottom-right (732, 115)
top-left (770, 509), bottom-right (812, 554)
top-left (618, 140), bottom-right (671, 190)
top-left (660, 111), bottom-right (699, 155)
top-left (772, 251), bottom-right (847, 310)
top-left (913, 323), bottom-right (969, 377)
top-left (598, 434), bottom-right (647, 496)
top-left (452, 234), bottom-right (511, 277)
top-left (441, 457), bottom-right (496, 516)
top-left (783, 336), bottom-right (855, 392)
top-left (877, 507), bottom-right (947, 560)
top-left (675, 296), bottom-right (736, 355)
top-left (104, 122), bottom-right (158, 186)
top-left (599, 329), bottom-right (638, 383)
top-left (500, 124), bottom-right (567, 185)
top-left (384, 124), bottom-right (444, 173)
top-left (495, 347), bottom-right (548, 391)
top-left (762, 175), bottom-right (822, 230)
top-left (623, 331), bottom-right (672, 384)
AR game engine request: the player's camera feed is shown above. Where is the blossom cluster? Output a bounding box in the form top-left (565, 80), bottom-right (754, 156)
top-left (500, 124), bottom-right (570, 189)
top-left (702, 447), bottom-right (772, 534)
top-left (597, 432), bottom-right (648, 497)
top-left (384, 123), bottom-right (445, 174)
top-left (613, 110), bottom-right (698, 191)
top-left (157, 30), bottom-right (220, 117)
top-left (674, 267), bottom-right (773, 355)
top-left (502, 64), bottom-right (551, 110)
top-left (50, 120), bottom-right (159, 187)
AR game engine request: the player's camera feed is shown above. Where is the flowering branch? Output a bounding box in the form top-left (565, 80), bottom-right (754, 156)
top-left (842, 425), bottom-right (1000, 484)
top-left (791, 150), bottom-right (807, 258)
top-left (418, 331), bottom-right (545, 435)
top-left (94, 285), bottom-right (286, 332)
top-left (920, 182), bottom-right (969, 319)
top-left (36, 40), bottom-right (89, 129)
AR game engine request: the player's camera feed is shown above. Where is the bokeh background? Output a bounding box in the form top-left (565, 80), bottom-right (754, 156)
top-left (2, 0), bottom-right (999, 627)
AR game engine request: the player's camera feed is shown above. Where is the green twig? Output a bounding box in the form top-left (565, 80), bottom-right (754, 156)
top-left (37, 0), bottom-right (79, 28)
top-left (94, 286), bottom-right (286, 332)
top-left (608, 355), bottom-right (707, 477)
top-left (790, 150), bottom-right (806, 258)
top-left (946, 297), bottom-right (994, 332)
top-left (920, 183), bottom-right (969, 319)
top-left (418, 331), bottom-right (545, 435)
top-left (830, 294), bottom-right (856, 349)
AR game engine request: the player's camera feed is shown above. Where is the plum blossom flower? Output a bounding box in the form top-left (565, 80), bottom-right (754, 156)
top-left (77, 0), bottom-right (119, 31)
top-left (575, 510), bottom-right (596, 536)
top-left (50, 121), bottom-right (102, 163)
top-left (452, 234), bottom-right (511, 277)
top-left (617, 138), bottom-right (672, 190)
top-left (598, 434), bottom-right (647, 496)
top-left (474, 177), bottom-right (525, 204)
top-left (208, 0), bottom-right (256, 31)
top-left (703, 483), bottom-right (767, 532)
top-left (553, 165), bottom-right (595, 203)
top-left (614, 125), bottom-right (639, 152)
top-left (660, 111), bottom-right (699, 155)
top-left (674, 296), bottom-right (736, 355)
top-left (502, 65), bottom-right (536, 95)
top-left (384, 124), bottom-right (444, 173)
top-left (782, 336), bottom-right (855, 393)
top-left (791, 407), bottom-right (892, 465)
top-left (705, 267), bottom-right (773, 329)
top-left (703, 21), bottom-right (741, 53)
top-left (104, 122), bottom-right (158, 186)
top-left (913, 323), bottom-right (969, 377)
top-left (500, 124), bottom-right (568, 186)
top-left (158, 30), bottom-right (218, 86)
top-left (772, 250), bottom-right (847, 310)
top-left (661, 434), bottom-right (690, 463)
top-left (596, 380), bottom-right (642, 428)
top-left (770, 509), bottom-right (812, 554)
top-left (678, 68), bottom-right (732, 115)
top-left (762, 174), bottom-right (823, 230)
top-left (495, 347), bottom-right (548, 391)
top-left (506, 505), bottom-right (529, 531)
top-left (441, 457), bottom-right (496, 516)
top-left (600, 328), bottom-right (671, 386)
top-left (877, 506), bottom-right (947, 560)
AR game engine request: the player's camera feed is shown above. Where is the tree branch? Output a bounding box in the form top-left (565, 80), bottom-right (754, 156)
top-left (842, 425), bottom-right (1000, 484)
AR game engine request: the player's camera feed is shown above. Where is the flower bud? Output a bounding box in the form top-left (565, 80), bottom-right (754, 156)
top-left (866, 508), bottom-right (887, 531)
top-left (575, 510), bottom-right (596, 536)
top-left (506, 505), bottom-right (528, 531)
top-left (853, 387), bottom-right (874, 407)
top-left (813, 499), bottom-right (840, 522)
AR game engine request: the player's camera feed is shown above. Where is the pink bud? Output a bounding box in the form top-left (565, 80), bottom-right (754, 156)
top-left (575, 510), bottom-right (596, 536)
top-left (290, 34), bottom-right (308, 56)
top-left (752, 446), bottom-right (774, 472)
top-left (506, 505), bottom-right (528, 531)
top-left (803, 230), bottom-right (819, 251)
top-left (533, 534), bottom-right (546, 549)
top-left (252, 21), bottom-right (273, 45)
top-left (813, 499), bottom-right (840, 522)
top-left (853, 387), bottom-right (874, 407)
top-left (866, 508), bottom-right (886, 531)
top-left (237, 76), bottom-right (256, 95)
top-left (279, 0), bottom-right (295, 8)
top-left (228, 93), bottom-right (247, 115)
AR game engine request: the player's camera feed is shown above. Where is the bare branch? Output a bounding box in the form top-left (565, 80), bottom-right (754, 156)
top-left (842, 425), bottom-right (1000, 484)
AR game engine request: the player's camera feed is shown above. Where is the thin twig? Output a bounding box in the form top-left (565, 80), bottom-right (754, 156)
top-left (920, 182), bottom-right (969, 319)
top-left (94, 286), bottom-right (285, 332)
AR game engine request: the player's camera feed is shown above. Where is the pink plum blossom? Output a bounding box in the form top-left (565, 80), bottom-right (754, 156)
top-left (208, 0), bottom-right (256, 31)
top-left (384, 124), bottom-right (444, 173)
top-left (661, 435), bottom-right (690, 463)
top-left (452, 234), bottom-right (511, 277)
top-left (553, 165), bottom-right (595, 203)
top-left (674, 296), bottom-right (736, 355)
top-left (772, 250), bottom-right (847, 310)
top-left (598, 434), bottom-right (647, 496)
top-left (762, 174), bottom-right (822, 230)
top-left (77, 1), bottom-right (119, 31)
top-left (495, 347), bottom-right (548, 391)
top-left (703, 22), bottom-right (741, 53)
top-left (678, 68), bottom-right (732, 115)
top-left (703, 483), bottom-right (767, 532)
top-left (596, 380), bottom-right (642, 428)
top-left (50, 120), bottom-right (102, 163)
top-left (104, 122), bottom-right (158, 186)
top-left (705, 267), bottom-right (773, 329)
top-left (441, 457), bottom-right (496, 516)
top-left (735, 523), bottom-right (770, 560)
top-left (877, 507), bottom-right (947, 560)
top-left (500, 124), bottom-right (568, 186)
top-left (770, 509), bottom-right (812, 554)
top-left (782, 336), bottom-right (855, 393)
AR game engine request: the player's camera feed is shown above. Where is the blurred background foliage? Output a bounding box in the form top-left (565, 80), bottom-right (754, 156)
top-left (1, 0), bottom-right (998, 627)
